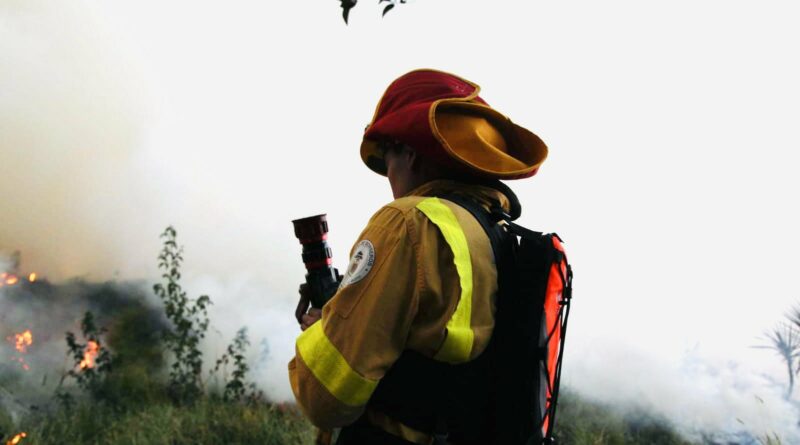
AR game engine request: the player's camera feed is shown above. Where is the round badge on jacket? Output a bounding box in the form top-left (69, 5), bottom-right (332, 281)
top-left (339, 240), bottom-right (376, 289)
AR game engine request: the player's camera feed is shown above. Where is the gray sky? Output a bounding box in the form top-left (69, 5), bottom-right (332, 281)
top-left (2, 0), bottom-right (799, 438)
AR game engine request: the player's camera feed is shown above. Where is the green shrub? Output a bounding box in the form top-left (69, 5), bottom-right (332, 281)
top-left (211, 327), bottom-right (257, 403)
top-left (153, 226), bottom-right (212, 405)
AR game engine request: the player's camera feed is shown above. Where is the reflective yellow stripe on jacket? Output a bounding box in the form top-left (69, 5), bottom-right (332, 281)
top-left (416, 197), bottom-right (474, 364)
top-left (289, 181), bottom-right (502, 431)
top-left (296, 321), bottom-right (379, 407)
top-left (295, 197), bottom-right (474, 409)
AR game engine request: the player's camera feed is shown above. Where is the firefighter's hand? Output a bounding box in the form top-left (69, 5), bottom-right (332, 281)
top-left (301, 308), bottom-right (322, 331)
top-left (295, 283), bottom-right (311, 325)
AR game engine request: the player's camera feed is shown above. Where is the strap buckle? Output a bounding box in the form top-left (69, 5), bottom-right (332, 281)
top-left (489, 205), bottom-right (511, 223)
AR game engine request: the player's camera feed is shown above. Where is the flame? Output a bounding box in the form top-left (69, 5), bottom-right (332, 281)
top-left (0, 271), bottom-right (39, 286)
top-left (79, 340), bottom-right (100, 370)
top-left (6, 330), bottom-right (33, 371)
top-left (11, 330), bottom-right (33, 353)
top-left (6, 432), bottom-right (27, 445)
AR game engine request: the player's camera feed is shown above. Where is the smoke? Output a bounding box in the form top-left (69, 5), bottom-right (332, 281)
top-left (2, 0), bottom-right (800, 442)
top-left (565, 338), bottom-right (800, 442)
top-left (0, 0), bottom-right (158, 280)
top-left (0, 256), bottom-right (300, 412)
top-left (0, 275), bottom-right (162, 415)
top-left (184, 275), bottom-right (299, 402)
top-left (0, 0), bottom-right (338, 410)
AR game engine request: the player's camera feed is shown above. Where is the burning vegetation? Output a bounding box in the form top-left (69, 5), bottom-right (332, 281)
top-left (0, 228), bottom-right (715, 444)
top-left (4, 432), bottom-right (26, 445)
top-left (78, 341), bottom-right (99, 371)
top-left (0, 273), bottom-right (36, 288)
top-left (6, 330), bottom-right (32, 371)
top-left (0, 267), bottom-right (168, 432)
top-left (0, 228), bottom-right (275, 444)
top-left (2, 263), bottom-right (39, 372)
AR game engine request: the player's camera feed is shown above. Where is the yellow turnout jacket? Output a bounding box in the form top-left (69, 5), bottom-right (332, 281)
top-left (289, 180), bottom-right (509, 442)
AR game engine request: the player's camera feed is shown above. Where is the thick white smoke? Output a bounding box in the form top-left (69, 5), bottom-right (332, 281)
top-left (3, 0), bottom-right (800, 443)
top-left (0, 0), bottom-right (158, 280)
top-left (566, 338), bottom-right (800, 441)
top-left (0, 0), bottom-right (303, 406)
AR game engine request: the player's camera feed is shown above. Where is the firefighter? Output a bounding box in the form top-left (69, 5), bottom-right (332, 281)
top-left (289, 69), bottom-right (548, 444)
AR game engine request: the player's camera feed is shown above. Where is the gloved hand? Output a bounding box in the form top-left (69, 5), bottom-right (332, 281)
top-left (301, 308), bottom-right (322, 331)
top-left (295, 283), bottom-right (322, 330)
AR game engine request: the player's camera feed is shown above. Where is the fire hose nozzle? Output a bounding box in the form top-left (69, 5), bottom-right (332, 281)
top-left (292, 214), bottom-right (329, 243)
top-left (292, 214), bottom-right (342, 308)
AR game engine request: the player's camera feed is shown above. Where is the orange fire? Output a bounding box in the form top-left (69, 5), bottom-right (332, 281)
top-left (79, 340), bottom-right (100, 370)
top-left (1, 272), bottom-right (17, 286)
top-left (11, 330), bottom-right (33, 354)
top-left (5, 432), bottom-right (27, 445)
top-left (7, 330), bottom-right (33, 371)
top-left (0, 272), bottom-right (37, 287)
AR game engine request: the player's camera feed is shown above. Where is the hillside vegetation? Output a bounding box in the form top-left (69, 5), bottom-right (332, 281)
top-left (1, 391), bottom-right (696, 445)
top-left (0, 228), bottom-right (765, 444)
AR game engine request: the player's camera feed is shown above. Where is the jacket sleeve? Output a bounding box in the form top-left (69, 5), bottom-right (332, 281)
top-left (288, 206), bottom-right (420, 429)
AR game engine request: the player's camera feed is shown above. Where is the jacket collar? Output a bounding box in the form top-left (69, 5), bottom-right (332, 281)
top-left (404, 179), bottom-right (522, 220)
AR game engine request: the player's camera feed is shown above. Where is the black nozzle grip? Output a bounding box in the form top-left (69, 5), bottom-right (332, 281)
top-left (306, 267), bottom-right (343, 308)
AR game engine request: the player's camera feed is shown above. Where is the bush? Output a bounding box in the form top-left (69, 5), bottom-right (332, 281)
top-left (61, 312), bottom-right (112, 402)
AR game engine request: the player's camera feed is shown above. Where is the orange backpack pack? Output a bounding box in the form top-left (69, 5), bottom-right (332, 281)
top-left (446, 194), bottom-right (574, 444)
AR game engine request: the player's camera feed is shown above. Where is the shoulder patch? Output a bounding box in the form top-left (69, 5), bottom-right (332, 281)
top-left (339, 240), bottom-right (376, 289)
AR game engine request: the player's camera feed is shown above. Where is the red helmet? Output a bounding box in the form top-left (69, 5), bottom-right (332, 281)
top-left (361, 69), bottom-right (548, 180)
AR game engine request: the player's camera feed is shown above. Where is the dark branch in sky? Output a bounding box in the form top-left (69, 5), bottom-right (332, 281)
top-left (340, 0), bottom-right (407, 24)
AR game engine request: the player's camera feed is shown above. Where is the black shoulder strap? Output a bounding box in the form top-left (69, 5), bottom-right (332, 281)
top-left (441, 194), bottom-right (533, 445)
top-left (442, 194), bottom-right (572, 445)
top-left (439, 194), bottom-right (512, 269)
top-left (439, 194), bottom-right (520, 318)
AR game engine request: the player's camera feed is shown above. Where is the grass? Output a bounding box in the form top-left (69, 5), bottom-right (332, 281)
top-left (1, 389), bottom-right (698, 445)
top-left (0, 235), bottom-right (770, 444)
top-left (554, 390), bottom-right (693, 445)
top-left (4, 398), bottom-right (314, 445)
top-left (7, 385), bottom-right (785, 445)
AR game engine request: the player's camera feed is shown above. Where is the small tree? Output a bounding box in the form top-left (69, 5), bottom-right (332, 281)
top-left (212, 327), bottom-right (253, 402)
top-left (153, 226), bottom-right (211, 404)
top-left (769, 324), bottom-right (798, 399)
top-left (757, 319), bottom-right (800, 400)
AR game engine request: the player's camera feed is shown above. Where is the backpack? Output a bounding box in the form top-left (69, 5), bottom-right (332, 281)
top-left (337, 194), bottom-right (574, 445)
top-left (443, 194), bottom-right (573, 444)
